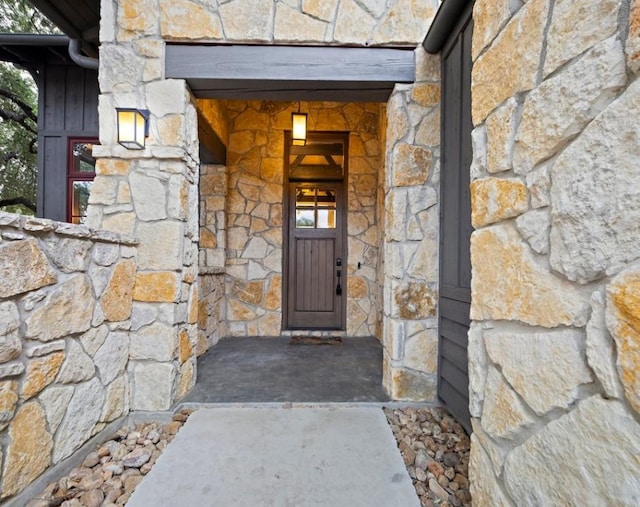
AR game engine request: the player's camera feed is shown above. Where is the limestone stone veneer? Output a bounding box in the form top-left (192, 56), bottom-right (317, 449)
top-left (469, 0), bottom-right (640, 504)
top-left (3, 0), bottom-right (640, 503)
top-left (0, 0), bottom-right (445, 501)
top-left (0, 213), bottom-right (136, 498)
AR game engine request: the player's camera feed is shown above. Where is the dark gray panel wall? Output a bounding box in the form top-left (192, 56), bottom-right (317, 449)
top-left (438, 3), bottom-right (473, 434)
top-left (37, 63), bottom-right (98, 220)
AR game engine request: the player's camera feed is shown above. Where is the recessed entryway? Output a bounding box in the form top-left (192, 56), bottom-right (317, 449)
top-left (181, 336), bottom-right (388, 403)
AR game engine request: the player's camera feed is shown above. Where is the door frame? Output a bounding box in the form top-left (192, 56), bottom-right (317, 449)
top-left (282, 131), bottom-right (349, 331)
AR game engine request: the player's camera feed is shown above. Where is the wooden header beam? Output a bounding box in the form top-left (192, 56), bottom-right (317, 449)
top-left (166, 44), bottom-right (415, 102)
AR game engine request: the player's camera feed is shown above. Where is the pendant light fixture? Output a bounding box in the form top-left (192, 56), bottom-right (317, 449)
top-left (291, 102), bottom-right (307, 146)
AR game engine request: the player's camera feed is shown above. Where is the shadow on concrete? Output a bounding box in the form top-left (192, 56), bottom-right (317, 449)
top-left (181, 336), bottom-right (390, 403)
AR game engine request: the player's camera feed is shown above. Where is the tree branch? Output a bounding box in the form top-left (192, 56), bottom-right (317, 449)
top-left (0, 108), bottom-right (37, 135)
top-left (1, 151), bottom-right (19, 163)
top-left (0, 88), bottom-right (37, 122)
top-left (0, 196), bottom-right (36, 213)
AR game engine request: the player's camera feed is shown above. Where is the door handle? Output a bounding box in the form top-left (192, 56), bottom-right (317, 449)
top-left (336, 260), bottom-right (342, 296)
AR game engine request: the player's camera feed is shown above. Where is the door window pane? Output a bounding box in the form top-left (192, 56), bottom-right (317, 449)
top-left (296, 209), bottom-right (315, 228)
top-left (296, 188), bottom-right (315, 207)
top-left (295, 187), bottom-right (336, 229)
top-left (316, 189), bottom-right (336, 206)
top-left (317, 209), bottom-right (336, 229)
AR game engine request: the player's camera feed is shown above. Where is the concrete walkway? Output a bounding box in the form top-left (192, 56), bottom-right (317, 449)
top-left (127, 406), bottom-right (420, 507)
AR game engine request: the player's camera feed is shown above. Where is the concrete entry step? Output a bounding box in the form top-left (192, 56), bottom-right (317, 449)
top-left (127, 407), bottom-right (420, 507)
top-left (182, 336), bottom-right (389, 404)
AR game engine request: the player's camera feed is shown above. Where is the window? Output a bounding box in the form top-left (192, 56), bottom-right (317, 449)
top-left (295, 187), bottom-right (337, 229)
top-left (67, 138), bottom-right (98, 224)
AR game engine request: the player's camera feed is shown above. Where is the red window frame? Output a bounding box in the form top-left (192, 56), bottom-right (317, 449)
top-left (67, 137), bottom-right (98, 224)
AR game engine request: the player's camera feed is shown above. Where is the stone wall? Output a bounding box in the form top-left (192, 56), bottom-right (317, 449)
top-left (0, 213), bottom-right (136, 499)
top-left (382, 47), bottom-right (441, 400)
top-left (221, 100), bottom-right (383, 337)
top-left (198, 161), bottom-right (227, 354)
top-left (375, 107), bottom-right (388, 343)
top-left (156, 0), bottom-right (439, 46)
top-left (89, 0), bottom-right (204, 411)
top-left (196, 271), bottom-right (226, 355)
top-left (469, 0), bottom-right (640, 504)
top-left (199, 163), bottom-right (227, 272)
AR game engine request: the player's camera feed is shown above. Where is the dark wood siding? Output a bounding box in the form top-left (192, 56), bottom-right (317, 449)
top-left (36, 63), bottom-right (98, 220)
top-left (438, 3), bottom-right (473, 434)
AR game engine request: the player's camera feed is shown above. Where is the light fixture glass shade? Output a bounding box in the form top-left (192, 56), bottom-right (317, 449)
top-left (116, 108), bottom-right (149, 149)
top-left (292, 112), bottom-right (307, 146)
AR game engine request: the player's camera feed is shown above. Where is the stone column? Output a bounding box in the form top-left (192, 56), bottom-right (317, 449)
top-left (382, 48), bottom-right (441, 400)
top-left (87, 0), bottom-right (201, 410)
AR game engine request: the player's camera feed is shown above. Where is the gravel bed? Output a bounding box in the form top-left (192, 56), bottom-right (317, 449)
top-left (25, 409), bottom-right (193, 507)
top-left (384, 407), bottom-right (472, 507)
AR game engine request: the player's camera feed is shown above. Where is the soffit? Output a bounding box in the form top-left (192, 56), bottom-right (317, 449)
top-left (27, 0), bottom-right (100, 54)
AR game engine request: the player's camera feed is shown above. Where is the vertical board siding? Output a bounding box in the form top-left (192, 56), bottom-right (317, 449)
top-left (64, 65), bottom-right (83, 130)
top-left (44, 65), bottom-right (66, 130)
top-left (459, 22), bottom-right (473, 290)
top-left (37, 63), bottom-right (98, 220)
top-left (438, 4), bottom-right (474, 434)
top-left (83, 74), bottom-right (99, 129)
top-left (441, 37), bottom-right (462, 289)
top-left (41, 136), bottom-right (65, 222)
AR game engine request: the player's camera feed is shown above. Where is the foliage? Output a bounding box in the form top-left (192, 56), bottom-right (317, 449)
top-left (0, 0), bottom-right (59, 33)
top-left (0, 0), bottom-right (59, 214)
top-left (0, 63), bottom-right (38, 213)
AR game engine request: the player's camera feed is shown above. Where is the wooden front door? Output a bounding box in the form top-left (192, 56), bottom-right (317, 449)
top-left (286, 183), bottom-right (344, 329)
top-left (438, 4), bottom-right (473, 433)
top-left (284, 132), bottom-right (348, 330)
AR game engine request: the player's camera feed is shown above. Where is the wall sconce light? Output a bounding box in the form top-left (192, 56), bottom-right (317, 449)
top-left (292, 106), bottom-right (307, 146)
top-left (116, 108), bottom-right (150, 150)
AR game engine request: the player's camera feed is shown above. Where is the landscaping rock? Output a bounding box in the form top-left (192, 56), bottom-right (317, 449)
top-left (385, 407), bottom-right (471, 507)
top-left (26, 409), bottom-right (193, 506)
